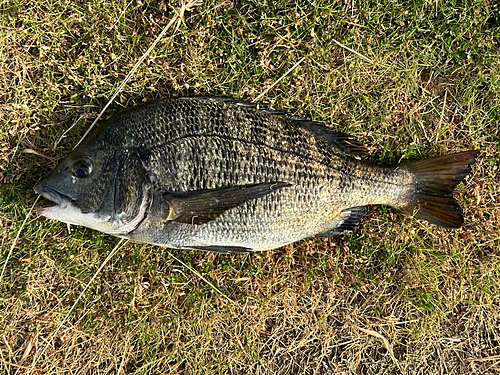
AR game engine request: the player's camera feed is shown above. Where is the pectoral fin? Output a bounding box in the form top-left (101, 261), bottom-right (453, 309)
top-left (164, 182), bottom-right (291, 225)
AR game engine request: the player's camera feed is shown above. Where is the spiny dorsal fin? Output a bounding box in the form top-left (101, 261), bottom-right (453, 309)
top-left (192, 97), bottom-right (368, 157)
top-left (291, 121), bottom-right (368, 156)
top-left (164, 182), bottom-right (291, 225)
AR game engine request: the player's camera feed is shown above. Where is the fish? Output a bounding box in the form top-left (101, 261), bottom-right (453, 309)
top-left (34, 97), bottom-right (479, 254)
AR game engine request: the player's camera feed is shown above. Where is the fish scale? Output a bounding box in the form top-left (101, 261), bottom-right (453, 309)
top-left (118, 99), bottom-right (343, 169)
top-left (35, 97), bottom-right (478, 252)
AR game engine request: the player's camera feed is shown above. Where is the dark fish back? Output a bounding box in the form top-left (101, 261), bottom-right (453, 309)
top-left (105, 97), bottom-right (354, 193)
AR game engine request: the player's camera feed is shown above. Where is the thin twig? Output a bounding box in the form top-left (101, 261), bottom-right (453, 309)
top-left (3, 361), bottom-right (43, 371)
top-left (435, 90), bottom-right (448, 143)
top-left (169, 253), bottom-right (234, 304)
top-left (253, 57), bottom-right (306, 103)
top-left (72, 16), bottom-right (178, 150)
top-left (53, 115), bottom-right (85, 149)
top-left (0, 195), bottom-right (40, 284)
top-left (0, 338), bottom-right (11, 375)
top-left (3, 336), bottom-right (14, 357)
top-left (468, 355), bottom-right (500, 362)
top-left (331, 38), bottom-right (374, 64)
top-left (117, 334), bottom-right (132, 375)
top-left (26, 239), bottom-right (127, 375)
top-left (21, 149), bottom-right (57, 162)
top-left (111, 0), bottom-right (134, 29)
top-left (352, 324), bottom-right (402, 371)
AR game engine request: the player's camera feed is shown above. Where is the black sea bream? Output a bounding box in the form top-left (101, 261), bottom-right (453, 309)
top-left (35, 97), bottom-right (478, 253)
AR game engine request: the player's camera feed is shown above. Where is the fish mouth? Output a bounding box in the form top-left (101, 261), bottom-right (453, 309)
top-left (34, 185), bottom-right (73, 215)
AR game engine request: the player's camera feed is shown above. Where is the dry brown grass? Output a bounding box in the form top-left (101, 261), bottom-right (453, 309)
top-left (1, 0), bottom-right (499, 374)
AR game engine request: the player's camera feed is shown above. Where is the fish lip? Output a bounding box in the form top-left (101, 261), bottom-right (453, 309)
top-left (34, 184), bottom-right (72, 215)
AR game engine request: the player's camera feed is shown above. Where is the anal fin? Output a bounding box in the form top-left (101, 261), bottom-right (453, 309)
top-left (311, 206), bottom-right (366, 237)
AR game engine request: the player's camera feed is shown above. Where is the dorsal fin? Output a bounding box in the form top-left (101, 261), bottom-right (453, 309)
top-left (193, 97), bottom-right (368, 156)
top-left (291, 121), bottom-right (368, 156)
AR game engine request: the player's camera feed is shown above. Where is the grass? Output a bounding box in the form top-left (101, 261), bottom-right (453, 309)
top-left (1, 0), bottom-right (499, 373)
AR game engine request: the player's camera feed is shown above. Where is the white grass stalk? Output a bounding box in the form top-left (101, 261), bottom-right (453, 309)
top-left (26, 239), bottom-right (127, 375)
top-left (27, 3), bottom-right (204, 372)
top-left (72, 0), bottom-right (203, 150)
top-left (53, 114), bottom-right (85, 149)
top-left (331, 38), bottom-right (374, 64)
top-left (72, 16), bottom-right (179, 150)
top-left (170, 253), bottom-right (234, 304)
top-left (0, 195), bottom-right (40, 284)
top-left (254, 57), bottom-right (306, 103)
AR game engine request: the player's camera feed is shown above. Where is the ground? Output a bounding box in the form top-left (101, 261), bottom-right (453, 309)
top-left (0, 0), bottom-right (499, 374)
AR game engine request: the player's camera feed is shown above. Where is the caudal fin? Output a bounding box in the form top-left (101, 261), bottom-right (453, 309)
top-left (400, 150), bottom-right (479, 228)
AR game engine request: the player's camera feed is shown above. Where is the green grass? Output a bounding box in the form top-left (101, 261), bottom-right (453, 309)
top-left (1, 0), bottom-right (499, 373)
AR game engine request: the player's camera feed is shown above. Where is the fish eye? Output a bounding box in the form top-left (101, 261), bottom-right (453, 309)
top-left (72, 159), bottom-right (93, 178)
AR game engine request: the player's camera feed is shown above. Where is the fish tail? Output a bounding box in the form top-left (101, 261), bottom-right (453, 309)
top-left (399, 150), bottom-right (479, 228)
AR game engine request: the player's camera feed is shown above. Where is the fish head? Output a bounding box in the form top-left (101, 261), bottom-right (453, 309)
top-left (34, 141), bottom-right (122, 231)
top-left (35, 125), bottom-right (153, 236)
